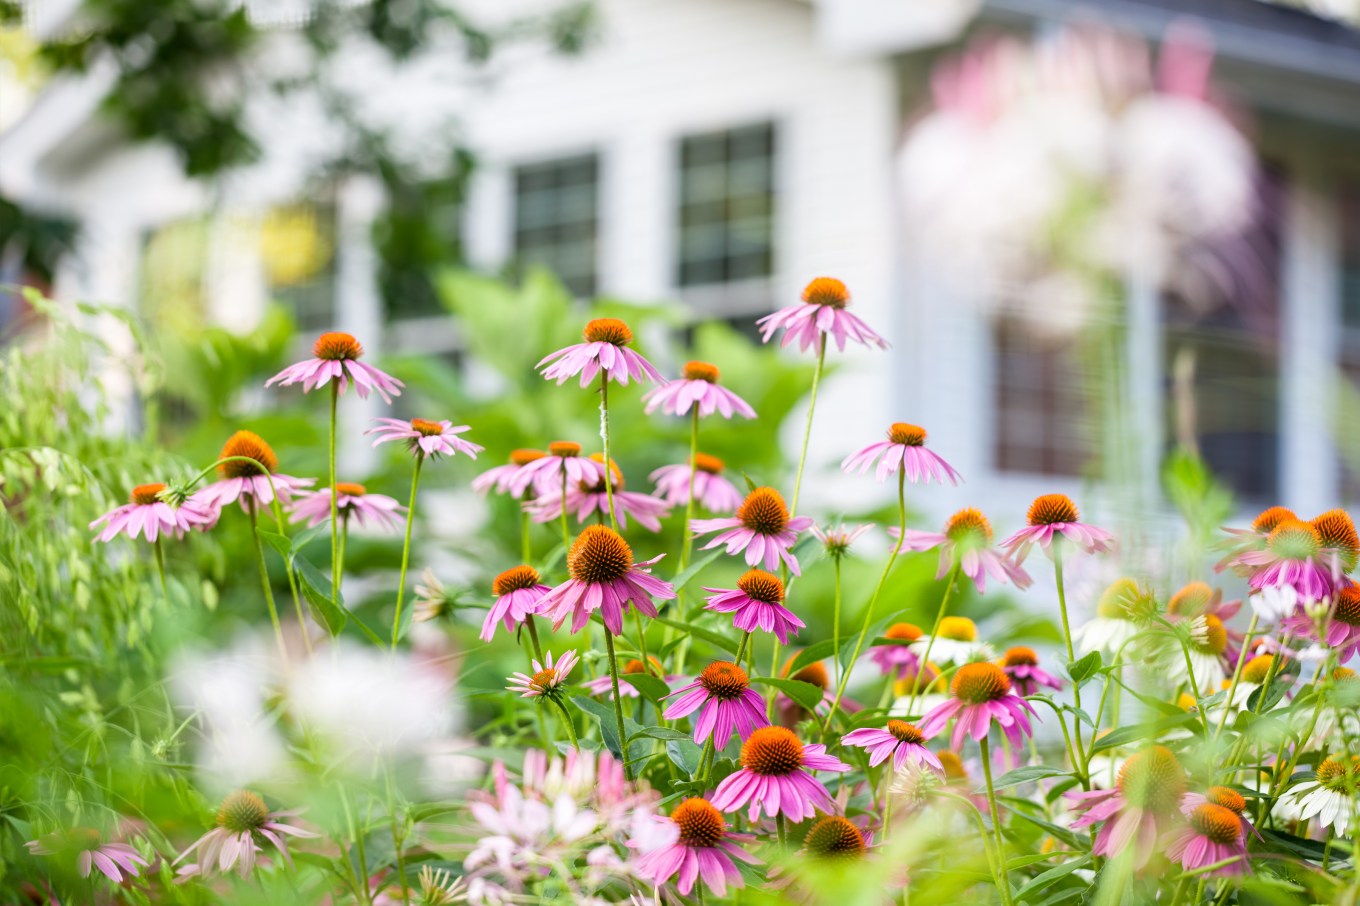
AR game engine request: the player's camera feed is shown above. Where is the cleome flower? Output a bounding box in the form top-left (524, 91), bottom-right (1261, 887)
top-left (175, 790), bottom-right (316, 878)
top-left (703, 568), bottom-right (806, 645)
top-left (842, 422), bottom-right (961, 485)
top-left (630, 797), bottom-right (760, 898)
top-left (538, 525), bottom-right (676, 635)
top-left (811, 522), bottom-right (875, 560)
top-left (91, 481), bottom-right (217, 543)
top-left (537, 317), bottom-right (665, 387)
top-left (288, 483), bottom-right (403, 531)
top-left (641, 360), bottom-right (756, 419)
top-left (893, 507), bottom-right (1030, 594)
top-left (649, 453), bottom-right (745, 513)
top-left (265, 331), bottom-right (404, 402)
top-left (365, 417), bottom-right (482, 461)
top-left (691, 486), bottom-right (814, 576)
top-left (1002, 493), bottom-right (1115, 564)
top-left (664, 660), bottom-right (770, 747)
top-left (191, 430), bottom-right (314, 513)
top-left (756, 277), bottom-right (889, 353)
top-left (1068, 745), bottom-right (1187, 870)
top-left (918, 662), bottom-right (1038, 750)
top-left (482, 565), bottom-right (551, 643)
top-left (709, 726), bottom-right (850, 823)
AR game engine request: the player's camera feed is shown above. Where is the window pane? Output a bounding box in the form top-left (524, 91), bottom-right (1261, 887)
top-left (513, 154), bottom-right (599, 297)
top-left (676, 123), bottom-right (775, 288)
top-left (993, 316), bottom-right (1092, 477)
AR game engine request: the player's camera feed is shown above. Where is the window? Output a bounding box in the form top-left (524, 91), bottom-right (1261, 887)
top-left (676, 122), bottom-right (775, 288)
top-left (992, 314), bottom-right (1092, 476)
top-left (513, 154), bottom-right (599, 297)
top-left (261, 202), bottom-right (338, 332)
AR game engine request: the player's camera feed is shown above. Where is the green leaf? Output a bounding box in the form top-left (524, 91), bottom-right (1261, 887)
top-left (1091, 715), bottom-right (1197, 752)
top-left (629, 727), bottom-right (692, 743)
top-left (976, 765), bottom-right (1068, 794)
top-left (654, 616), bottom-right (739, 656)
top-left (1065, 651), bottom-right (1101, 686)
top-left (621, 673), bottom-right (671, 703)
top-left (294, 555), bottom-right (348, 636)
top-left (1013, 854), bottom-right (1090, 902)
top-left (667, 738), bottom-right (703, 775)
top-left (257, 529), bottom-right (292, 561)
top-left (787, 639), bottom-right (838, 674)
top-left (573, 695), bottom-right (647, 762)
top-left (752, 677), bottom-right (824, 712)
top-left (669, 549), bottom-right (723, 592)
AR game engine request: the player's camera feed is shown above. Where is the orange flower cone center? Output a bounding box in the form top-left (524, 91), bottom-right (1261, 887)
top-left (789, 661), bottom-right (830, 690)
top-left (583, 318), bottom-right (633, 346)
top-left (1267, 520), bottom-right (1321, 559)
top-left (801, 277), bottom-right (850, 309)
top-left (1198, 615), bottom-right (1229, 655)
top-left (803, 816), bottom-right (865, 860)
top-left (945, 507), bottom-right (993, 546)
top-left (737, 487), bottom-right (790, 536)
top-left (887, 422), bottom-right (927, 446)
top-left (510, 449), bottom-right (546, 466)
top-left (493, 565), bottom-right (542, 596)
top-left (567, 525), bottom-right (633, 584)
top-left (409, 419), bottom-right (444, 437)
top-left (1168, 582), bottom-right (1214, 617)
top-left (1189, 804), bottom-right (1241, 845)
top-left (682, 361), bottom-right (720, 383)
top-left (1252, 506), bottom-right (1298, 534)
top-left (219, 430), bottom-right (278, 478)
top-left (130, 483), bottom-right (167, 506)
top-left (217, 790), bottom-right (269, 833)
top-left (1002, 646), bottom-right (1039, 667)
top-left (1117, 746), bottom-right (1186, 813)
top-left (736, 569), bottom-right (784, 604)
top-left (1027, 493), bottom-right (1079, 526)
top-left (1207, 786), bottom-right (1246, 814)
top-left (671, 798), bottom-right (726, 847)
top-left (1312, 509), bottom-right (1359, 566)
top-left (1241, 655), bottom-right (1276, 685)
top-left (313, 331), bottom-right (363, 361)
top-left (885, 622), bottom-right (923, 642)
top-left (549, 441), bottom-right (582, 458)
top-left (1334, 585), bottom-right (1360, 626)
top-left (693, 452), bottom-right (725, 474)
top-left (741, 726), bottom-right (804, 776)
top-left (952, 662), bottom-right (1011, 704)
top-left (699, 661), bottom-right (749, 700)
top-left (887, 720), bottom-right (925, 745)
top-left (334, 482), bottom-right (366, 497)
top-left (938, 616), bottom-right (977, 642)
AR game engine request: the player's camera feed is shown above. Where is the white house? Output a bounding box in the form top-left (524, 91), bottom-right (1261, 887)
top-left (4, 0), bottom-right (1360, 534)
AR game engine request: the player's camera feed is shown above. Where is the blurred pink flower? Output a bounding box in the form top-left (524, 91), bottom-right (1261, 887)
top-left (508, 440), bottom-right (606, 497)
top-left (91, 482), bottom-right (217, 543)
top-left (538, 318), bottom-right (664, 387)
top-left (175, 790), bottom-right (316, 878)
top-left (472, 449), bottom-right (547, 497)
top-left (842, 422), bottom-right (961, 485)
top-left (192, 430), bottom-right (314, 513)
top-left (26, 828), bottom-right (149, 883)
top-left (366, 418), bottom-right (482, 460)
top-left (528, 455), bottom-right (671, 532)
top-left (641, 360), bottom-right (755, 419)
top-left (893, 507), bottom-right (1030, 594)
top-left (757, 277), bottom-right (888, 353)
top-left (841, 721), bottom-right (942, 774)
top-left (506, 649), bottom-right (579, 699)
top-left (288, 483), bottom-right (403, 530)
top-left (918, 662), bottom-right (1037, 751)
top-left (1002, 493), bottom-right (1115, 564)
top-left (265, 332), bottom-right (403, 402)
top-left (649, 454), bottom-right (744, 513)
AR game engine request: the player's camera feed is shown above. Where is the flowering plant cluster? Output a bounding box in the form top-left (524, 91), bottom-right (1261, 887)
top-left (9, 274), bottom-right (1359, 906)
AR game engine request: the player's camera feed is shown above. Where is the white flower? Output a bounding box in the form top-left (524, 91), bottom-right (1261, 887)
top-left (1074, 616), bottom-right (1139, 657)
top-left (1278, 778), bottom-right (1357, 836)
top-left (1250, 586), bottom-right (1299, 627)
top-left (909, 635), bottom-right (993, 667)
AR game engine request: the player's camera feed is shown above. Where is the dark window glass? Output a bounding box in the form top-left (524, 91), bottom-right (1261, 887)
top-left (513, 154), bottom-right (599, 297)
top-left (992, 316), bottom-right (1092, 476)
top-left (677, 123), bottom-right (775, 287)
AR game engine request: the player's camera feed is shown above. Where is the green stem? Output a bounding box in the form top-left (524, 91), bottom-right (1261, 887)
top-left (790, 335), bottom-right (827, 516)
top-left (1053, 548), bottom-right (1086, 774)
top-left (979, 737), bottom-right (1014, 906)
top-left (605, 632), bottom-right (631, 779)
top-left (524, 615), bottom-right (545, 662)
top-left (633, 609), bottom-right (650, 677)
top-left (248, 503), bottom-right (288, 663)
top-left (697, 737), bottom-right (715, 785)
top-left (1213, 614), bottom-right (1259, 744)
top-left (153, 537), bottom-right (169, 603)
top-left (668, 409), bottom-right (702, 677)
top-left (329, 382), bottom-right (341, 632)
top-left (823, 469), bottom-right (907, 734)
top-left (831, 556), bottom-right (843, 690)
top-left (338, 784), bottom-right (373, 906)
top-left (391, 456), bottom-right (424, 650)
top-left (776, 813), bottom-right (787, 848)
top-left (520, 502), bottom-right (532, 565)
top-left (600, 374), bottom-right (619, 532)
top-left (905, 562), bottom-right (963, 715)
top-left (549, 696), bottom-right (580, 751)
top-left (384, 767), bottom-right (411, 906)
top-left (735, 630), bottom-right (753, 665)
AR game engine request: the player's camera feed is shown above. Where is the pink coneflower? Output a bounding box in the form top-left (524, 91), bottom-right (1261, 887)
top-left (91, 482), bottom-right (217, 542)
top-left (507, 649), bottom-right (579, 698)
top-left (1068, 746), bottom-right (1187, 870)
top-left (664, 661), bottom-right (770, 747)
top-left (365, 417), bottom-right (482, 460)
top-left (811, 522), bottom-right (874, 559)
top-left (709, 726), bottom-right (850, 823)
top-left (539, 525), bottom-right (676, 635)
top-left (265, 332), bottom-right (403, 402)
top-left (175, 790), bottom-right (316, 878)
top-left (1215, 505), bottom-right (1298, 572)
top-left (649, 453), bottom-right (744, 513)
top-left (893, 507), bottom-right (1031, 594)
top-left (25, 828), bottom-right (149, 883)
top-left (691, 486), bottom-right (814, 575)
top-left (509, 441), bottom-right (607, 497)
top-left (529, 455), bottom-right (671, 532)
top-left (918, 662), bottom-right (1038, 751)
top-left (641, 360), bottom-right (756, 419)
top-left (288, 483), bottom-right (403, 531)
top-left (703, 569), bottom-right (805, 644)
top-left (998, 647), bottom-right (1063, 696)
top-left (1182, 786), bottom-right (1259, 841)
top-left (842, 720), bottom-right (943, 773)
top-left (872, 623), bottom-right (923, 679)
top-left (1230, 518), bottom-right (1340, 599)
top-left (482, 565), bottom-right (551, 642)
top-left (472, 449), bottom-right (547, 497)
top-left (192, 431), bottom-right (314, 513)
top-left (1311, 509), bottom-right (1359, 575)
top-left (583, 657), bottom-right (676, 699)
top-left (842, 422), bottom-right (961, 484)
top-left (538, 318), bottom-right (665, 387)
top-left (756, 277), bottom-right (888, 353)
top-left (1163, 801), bottom-right (1248, 876)
top-left (1002, 493), bottom-right (1116, 564)
top-left (1283, 581), bottom-right (1360, 662)
top-left (632, 798), bottom-right (760, 898)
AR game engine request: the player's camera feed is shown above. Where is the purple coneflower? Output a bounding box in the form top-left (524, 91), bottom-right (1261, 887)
top-left (1231, 518), bottom-right (1342, 600)
top-left (91, 482), bottom-right (217, 543)
top-left (691, 486), bottom-right (814, 576)
top-left (998, 647), bottom-right (1063, 696)
top-left (538, 318), bottom-right (665, 387)
top-left (650, 453), bottom-right (744, 513)
top-left (709, 726), bottom-right (850, 823)
top-left (265, 331), bottom-right (403, 402)
top-left (482, 565), bottom-right (551, 642)
top-left (842, 422), bottom-right (961, 484)
top-left (1282, 581), bottom-right (1360, 662)
top-left (811, 522), bottom-right (874, 559)
top-left (872, 622), bottom-right (923, 679)
top-left (894, 507), bottom-right (1030, 594)
top-left (841, 720), bottom-right (943, 773)
top-left (507, 649), bottom-right (579, 698)
top-left (472, 449), bottom-right (547, 496)
top-left (539, 525), bottom-right (676, 635)
top-left (288, 483), bottom-right (403, 531)
top-left (508, 441), bottom-right (607, 497)
top-left (1002, 493), bottom-right (1115, 565)
top-left (1067, 746), bottom-right (1187, 870)
top-left (366, 417), bottom-right (482, 461)
top-left (192, 431), bottom-right (314, 513)
top-left (704, 568), bottom-right (805, 644)
top-left (664, 661), bottom-right (770, 747)
top-left (1182, 786), bottom-right (1259, 841)
top-left (1163, 801), bottom-right (1248, 876)
top-left (1215, 505), bottom-right (1297, 572)
top-left (175, 790), bottom-right (316, 878)
top-left (918, 662), bottom-right (1037, 751)
top-left (756, 277), bottom-right (888, 353)
top-left (632, 798), bottom-right (760, 898)
top-left (642, 360), bottom-right (755, 419)
top-left (529, 455), bottom-right (671, 532)
top-left (25, 828), bottom-right (149, 883)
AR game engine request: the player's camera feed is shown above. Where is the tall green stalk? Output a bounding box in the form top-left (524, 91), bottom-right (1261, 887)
top-left (605, 632), bottom-right (631, 779)
top-left (248, 502), bottom-right (288, 663)
top-left (329, 382), bottom-right (341, 632)
top-left (599, 374), bottom-right (619, 532)
top-left (391, 455), bottom-right (424, 650)
top-left (906, 562), bottom-right (963, 714)
top-left (790, 335), bottom-right (827, 516)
